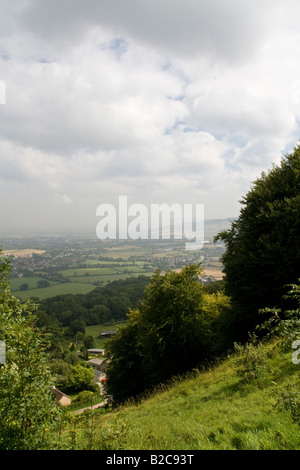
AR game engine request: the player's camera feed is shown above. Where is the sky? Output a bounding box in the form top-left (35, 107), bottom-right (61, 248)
top-left (0, 0), bottom-right (300, 236)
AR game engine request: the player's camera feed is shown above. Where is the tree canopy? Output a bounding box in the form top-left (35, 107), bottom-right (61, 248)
top-left (105, 264), bottom-right (230, 403)
top-left (215, 144), bottom-right (300, 343)
top-left (0, 249), bottom-right (59, 449)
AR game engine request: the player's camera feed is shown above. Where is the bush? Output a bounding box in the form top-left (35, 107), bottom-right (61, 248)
top-left (276, 383), bottom-right (300, 425)
top-left (67, 365), bottom-right (95, 392)
top-left (233, 334), bottom-right (268, 383)
top-left (258, 280), bottom-right (300, 352)
top-left (75, 390), bottom-right (94, 403)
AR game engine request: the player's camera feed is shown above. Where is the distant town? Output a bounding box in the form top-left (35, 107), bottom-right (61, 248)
top-left (0, 219), bottom-right (231, 301)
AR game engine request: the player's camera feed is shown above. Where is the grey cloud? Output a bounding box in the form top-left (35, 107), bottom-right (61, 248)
top-left (18, 0), bottom-right (272, 63)
top-left (1, 0), bottom-right (300, 234)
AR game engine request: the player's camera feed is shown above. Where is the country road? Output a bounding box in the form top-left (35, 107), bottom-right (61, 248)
top-left (73, 400), bottom-right (107, 415)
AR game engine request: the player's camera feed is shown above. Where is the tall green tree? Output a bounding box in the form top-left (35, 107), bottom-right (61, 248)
top-left (67, 364), bottom-right (95, 392)
top-left (215, 144), bottom-right (300, 344)
top-left (106, 264), bottom-right (219, 403)
top-left (137, 264), bottom-right (211, 385)
top-left (105, 312), bottom-right (144, 403)
top-left (0, 250), bottom-right (60, 449)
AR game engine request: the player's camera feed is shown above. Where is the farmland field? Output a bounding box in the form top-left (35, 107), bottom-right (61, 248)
top-left (12, 262), bottom-right (154, 300)
top-left (84, 322), bottom-right (126, 350)
top-left (2, 219), bottom-right (230, 301)
top-left (14, 282), bottom-right (94, 300)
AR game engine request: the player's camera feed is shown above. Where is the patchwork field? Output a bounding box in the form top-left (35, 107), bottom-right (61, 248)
top-left (11, 262), bottom-right (154, 300)
top-left (3, 220), bottom-right (229, 301)
top-left (3, 249), bottom-right (46, 257)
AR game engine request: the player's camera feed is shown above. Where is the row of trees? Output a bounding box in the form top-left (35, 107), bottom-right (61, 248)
top-left (35, 275), bottom-right (150, 343)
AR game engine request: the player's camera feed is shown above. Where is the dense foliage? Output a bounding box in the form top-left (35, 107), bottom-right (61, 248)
top-left (258, 280), bottom-right (300, 351)
top-left (35, 275), bottom-right (150, 345)
top-left (105, 264), bottom-right (231, 403)
top-left (0, 251), bottom-right (60, 450)
top-left (215, 145), bottom-right (300, 344)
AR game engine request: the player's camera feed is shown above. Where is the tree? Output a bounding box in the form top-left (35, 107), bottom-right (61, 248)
top-left (215, 144), bottom-right (300, 345)
top-left (137, 264), bottom-right (211, 384)
top-left (67, 364), bottom-right (95, 392)
top-left (20, 283), bottom-right (29, 291)
top-left (67, 318), bottom-right (86, 337)
top-left (258, 279), bottom-right (300, 350)
top-left (106, 264), bottom-right (218, 403)
top-left (0, 250), bottom-right (60, 450)
top-left (105, 313), bottom-right (144, 403)
top-left (37, 279), bottom-right (50, 288)
top-left (83, 335), bottom-right (95, 349)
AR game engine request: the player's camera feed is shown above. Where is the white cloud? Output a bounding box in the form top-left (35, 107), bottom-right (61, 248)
top-left (0, 0), bottom-right (300, 234)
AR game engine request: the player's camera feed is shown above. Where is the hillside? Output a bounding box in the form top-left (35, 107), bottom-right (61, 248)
top-left (61, 338), bottom-right (299, 450)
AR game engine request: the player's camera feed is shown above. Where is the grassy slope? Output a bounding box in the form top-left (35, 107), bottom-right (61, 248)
top-left (71, 340), bottom-right (299, 450)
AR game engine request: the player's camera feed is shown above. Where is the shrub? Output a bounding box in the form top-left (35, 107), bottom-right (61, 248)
top-left (258, 280), bottom-right (300, 352)
top-left (275, 383), bottom-right (300, 425)
top-left (233, 334), bottom-right (268, 383)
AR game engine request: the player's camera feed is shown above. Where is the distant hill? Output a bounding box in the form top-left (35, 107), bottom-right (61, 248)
top-left (204, 217), bottom-right (236, 241)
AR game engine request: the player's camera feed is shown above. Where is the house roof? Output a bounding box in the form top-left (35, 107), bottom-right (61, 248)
top-left (51, 386), bottom-right (70, 402)
top-left (87, 358), bottom-right (104, 366)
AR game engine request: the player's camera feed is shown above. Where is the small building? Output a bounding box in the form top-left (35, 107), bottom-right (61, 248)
top-left (87, 358), bottom-right (112, 378)
top-left (88, 348), bottom-right (105, 356)
top-left (100, 359), bottom-right (111, 371)
top-left (51, 386), bottom-right (71, 406)
top-left (100, 330), bottom-right (116, 338)
top-left (87, 358), bottom-right (104, 371)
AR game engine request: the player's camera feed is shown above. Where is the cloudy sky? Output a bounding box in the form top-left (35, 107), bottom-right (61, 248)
top-left (0, 0), bottom-right (300, 235)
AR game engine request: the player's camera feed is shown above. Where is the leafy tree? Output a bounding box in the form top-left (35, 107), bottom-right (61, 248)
top-left (50, 358), bottom-right (71, 389)
top-left (137, 264), bottom-right (211, 385)
top-left (105, 312), bottom-right (144, 403)
top-left (20, 283), bottom-right (29, 291)
top-left (67, 318), bottom-right (86, 337)
top-left (67, 364), bottom-right (95, 392)
top-left (215, 145), bottom-right (300, 345)
top-left (201, 291), bottom-right (232, 356)
top-left (106, 264), bottom-right (219, 403)
top-left (258, 279), bottom-right (300, 350)
top-left (83, 334), bottom-right (95, 349)
top-left (37, 279), bottom-right (50, 288)
top-left (35, 310), bottom-right (64, 349)
top-left (0, 250), bottom-right (60, 450)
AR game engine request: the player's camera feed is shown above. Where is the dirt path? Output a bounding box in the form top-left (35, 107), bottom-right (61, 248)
top-left (73, 400), bottom-right (107, 415)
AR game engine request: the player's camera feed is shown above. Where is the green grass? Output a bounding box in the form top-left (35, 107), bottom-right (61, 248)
top-left (103, 249), bottom-right (151, 259)
top-left (9, 276), bottom-right (43, 291)
top-left (11, 266), bottom-right (153, 301)
top-left (14, 282), bottom-right (94, 300)
top-left (59, 267), bottom-right (118, 277)
top-left (63, 340), bottom-right (299, 450)
top-left (84, 322), bottom-right (125, 349)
